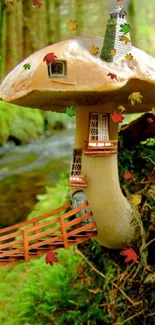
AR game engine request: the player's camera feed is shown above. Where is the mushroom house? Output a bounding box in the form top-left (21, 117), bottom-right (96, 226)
top-left (1, 3), bottom-right (155, 249)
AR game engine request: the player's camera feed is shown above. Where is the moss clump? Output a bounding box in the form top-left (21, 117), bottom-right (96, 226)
top-left (100, 18), bottom-right (117, 62)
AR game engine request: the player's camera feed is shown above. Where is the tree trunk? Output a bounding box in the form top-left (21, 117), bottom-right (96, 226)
top-left (127, 0), bottom-right (137, 46)
top-left (75, 0), bottom-right (83, 36)
top-left (22, 0), bottom-right (33, 59)
top-left (53, 0), bottom-right (61, 43)
top-left (0, 0), bottom-right (6, 79)
top-left (46, 0), bottom-right (53, 45)
top-left (5, 5), bottom-right (17, 73)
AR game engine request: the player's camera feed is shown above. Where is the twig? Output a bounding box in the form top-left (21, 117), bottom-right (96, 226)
top-left (141, 237), bottom-right (155, 251)
top-left (118, 310), bottom-right (144, 325)
top-left (142, 157), bottom-right (155, 165)
top-left (112, 281), bottom-right (135, 306)
top-left (75, 247), bottom-right (106, 279)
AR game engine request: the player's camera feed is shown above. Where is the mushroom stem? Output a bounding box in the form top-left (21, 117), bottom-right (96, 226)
top-left (72, 104), bottom-right (139, 248)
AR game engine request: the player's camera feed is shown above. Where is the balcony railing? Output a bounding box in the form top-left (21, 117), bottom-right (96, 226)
top-left (69, 175), bottom-right (87, 188)
top-left (84, 140), bottom-right (118, 155)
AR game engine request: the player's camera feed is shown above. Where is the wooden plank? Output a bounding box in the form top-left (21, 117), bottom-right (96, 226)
top-left (60, 216), bottom-right (68, 249)
top-left (0, 247), bottom-right (23, 258)
top-left (61, 201), bottom-right (88, 221)
top-left (27, 216), bottom-right (60, 233)
top-left (28, 225), bottom-right (61, 241)
top-left (29, 234), bottom-right (63, 250)
top-left (23, 230), bottom-right (29, 262)
top-left (67, 221), bottom-right (97, 238)
top-left (0, 238), bottom-right (23, 250)
top-left (65, 211), bottom-right (93, 228)
top-left (0, 201), bottom-right (72, 234)
top-left (0, 230), bottom-right (23, 242)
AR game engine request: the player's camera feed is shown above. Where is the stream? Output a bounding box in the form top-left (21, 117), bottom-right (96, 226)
top-left (0, 129), bottom-right (74, 227)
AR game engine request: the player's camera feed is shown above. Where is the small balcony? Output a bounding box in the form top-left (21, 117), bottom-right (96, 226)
top-left (84, 140), bottom-right (118, 156)
top-left (69, 175), bottom-right (87, 188)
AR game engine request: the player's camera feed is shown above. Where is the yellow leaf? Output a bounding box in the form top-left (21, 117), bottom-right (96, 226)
top-left (119, 36), bottom-right (130, 45)
top-left (151, 107), bottom-right (155, 115)
top-left (66, 20), bottom-right (78, 31)
top-left (111, 49), bottom-right (116, 56)
top-left (131, 194), bottom-right (142, 206)
top-left (89, 44), bottom-right (99, 56)
top-left (125, 53), bottom-right (133, 61)
top-left (118, 105), bottom-right (126, 112)
top-left (128, 92), bottom-right (143, 105)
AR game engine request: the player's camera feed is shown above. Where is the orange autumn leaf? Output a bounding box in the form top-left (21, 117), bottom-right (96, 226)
top-left (124, 171), bottom-right (132, 179)
top-left (110, 111), bottom-right (124, 123)
top-left (120, 248), bottom-right (138, 263)
top-left (107, 73), bottom-right (118, 80)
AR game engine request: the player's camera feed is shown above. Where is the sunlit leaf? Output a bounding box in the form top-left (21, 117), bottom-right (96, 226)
top-left (110, 49), bottom-right (116, 56)
top-left (125, 53), bottom-right (133, 61)
top-left (88, 44), bottom-right (99, 56)
top-left (118, 105), bottom-right (126, 112)
top-left (128, 92), bottom-right (143, 105)
top-left (66, 20), bottom-right (78, 31)
top-left (131, 194), bottom-right (142, 206)
top-left (119, 35), bottom-right (130, 44)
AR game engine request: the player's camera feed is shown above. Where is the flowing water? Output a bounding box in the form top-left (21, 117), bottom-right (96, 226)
top-left (0, 129), bottom-right (74, 227)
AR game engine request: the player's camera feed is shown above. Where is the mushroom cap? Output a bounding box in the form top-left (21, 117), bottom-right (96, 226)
top-left (1, 36), bottom-right (155, 113)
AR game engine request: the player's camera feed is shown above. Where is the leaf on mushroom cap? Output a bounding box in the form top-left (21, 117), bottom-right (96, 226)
top-left (1, 36), bottom-right (155, 113)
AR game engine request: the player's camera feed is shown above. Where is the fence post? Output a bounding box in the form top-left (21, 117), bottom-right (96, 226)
top-left (34, 221), bottom-right (39, 235)
top-left (60, 216), bottom-right (69, 249)
top-left (23, 229), bottom-right (29, 261)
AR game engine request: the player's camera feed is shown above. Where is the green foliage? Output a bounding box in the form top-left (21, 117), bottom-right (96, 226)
top-left (27, 171), bottom-right (70, 219)
top-left (66, 106), bottom-right (76, 117)
top-left (119, 23), bottom-right (130, 35)
top-left (0, 102), bottom-right (72, 145)
top-left (0, 101), bottom-right (44, 145)
top-left (0, 249), bottom-right (109, 325)
top-left (100, 19), bottom-right (117, 63)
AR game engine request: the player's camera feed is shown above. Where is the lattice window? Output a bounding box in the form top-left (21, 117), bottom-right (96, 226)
top-left (48, 60), bottom-right (67, 78)
top-left (71, 149), bottom-right (82, 175)
top-left (89, 113), bottom-right (109, 141)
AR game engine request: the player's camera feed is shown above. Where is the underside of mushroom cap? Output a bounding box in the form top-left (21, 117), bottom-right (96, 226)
top-left (1, 36), bottom-right (155, 113)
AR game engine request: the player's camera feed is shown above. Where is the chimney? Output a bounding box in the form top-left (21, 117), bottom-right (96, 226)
top-left (100, 5), bottom-right (132, 62)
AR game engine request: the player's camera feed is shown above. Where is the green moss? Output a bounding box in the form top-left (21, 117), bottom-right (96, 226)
top-left (100, 18), bottom-right (117, 62)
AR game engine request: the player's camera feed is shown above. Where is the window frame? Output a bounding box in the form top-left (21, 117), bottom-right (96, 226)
top-left (48, 60), bottom-right (67, 78)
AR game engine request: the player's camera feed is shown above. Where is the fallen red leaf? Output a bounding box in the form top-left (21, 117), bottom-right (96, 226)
top-left (45, 250), bottom-right (59, 266)
top-left (147, 117), bottom-right (154, 123)
top-left (124, 171), bottom-right (132, 179)
top-left (120, 248), bottom-right (138, 263)
top-left (107, 73), bottom-right (118, 80)
top-left (43, 53), bottom-right (57, 65)
top-left (33, 0), bottom-right (43, 8)
top-left (110, 111), bottom-right (124, 123)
